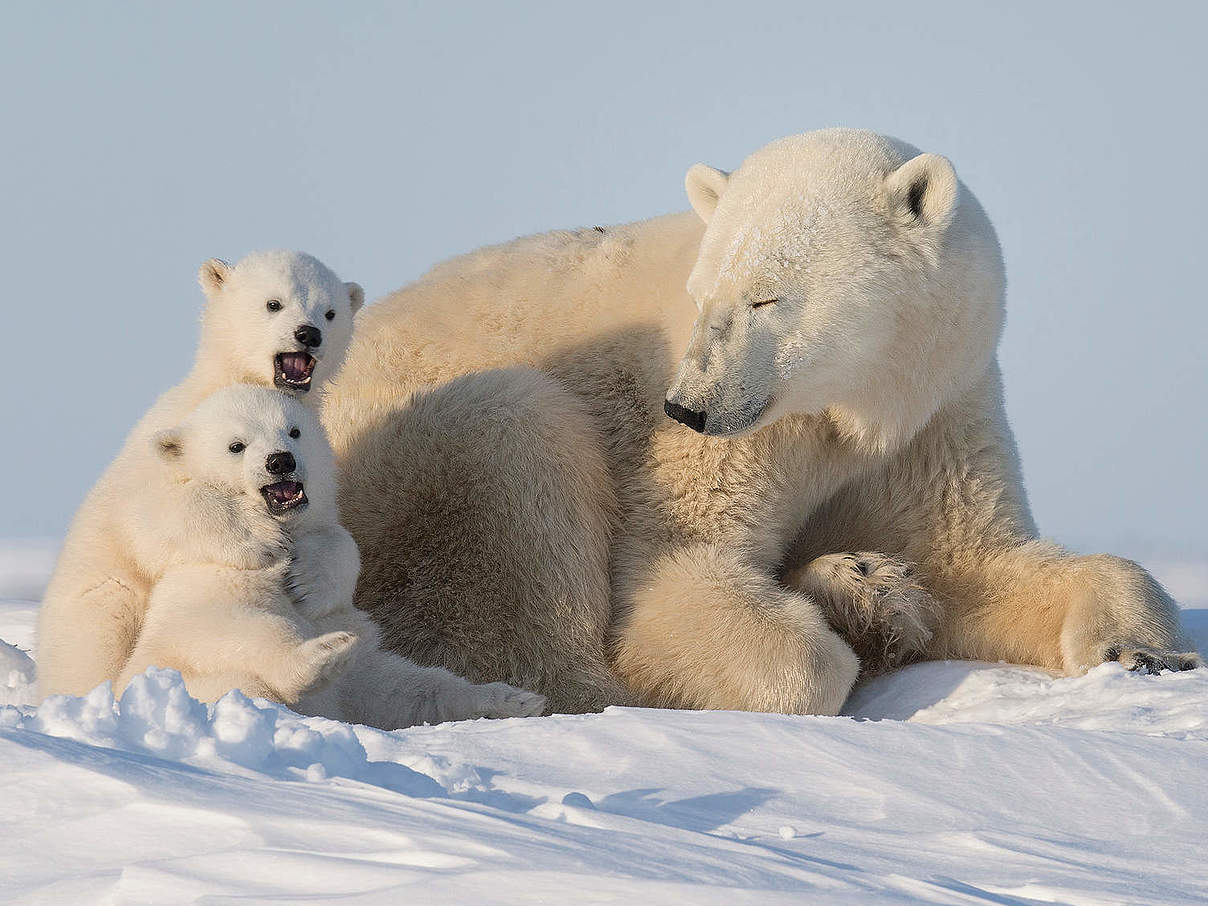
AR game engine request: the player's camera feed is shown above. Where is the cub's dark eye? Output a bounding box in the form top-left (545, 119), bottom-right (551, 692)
top-left (289, 427), bottom-right (301, 439)
top-left (229, 442), bottom-right (246, 454)
top-left (752, 298), bottom-right (777, 309)
top-left (325, 310), bottom-right (335, 321)
top-left (266, 299), bottom-right (282, 312)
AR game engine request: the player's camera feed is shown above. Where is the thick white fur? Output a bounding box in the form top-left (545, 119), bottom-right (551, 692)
top-left (37, 250), bottom-right (363, 698)
top-left (325, 128), bottom-right (1199, 715)
top-left (113, 387), bottom-right (545, 725)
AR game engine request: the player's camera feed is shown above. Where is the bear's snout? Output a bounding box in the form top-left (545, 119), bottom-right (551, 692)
top-left (664, 399), bottom-right (707, 433)
top-left (266, 451), bottom-right (296, 475)
top-left (294, 324), bottom-right (322, 348)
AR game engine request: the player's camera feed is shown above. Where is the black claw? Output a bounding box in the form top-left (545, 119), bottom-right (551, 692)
top-left (1130, 653), bottom-right (1165, 675)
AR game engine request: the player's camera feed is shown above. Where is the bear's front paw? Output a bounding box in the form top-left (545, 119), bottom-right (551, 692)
top-left (788, 552), bottom-right (941, 676)
top-left (1100, 644), bottom-right (1203, 674)
top-left (473, 682), bottom-right (548, 719)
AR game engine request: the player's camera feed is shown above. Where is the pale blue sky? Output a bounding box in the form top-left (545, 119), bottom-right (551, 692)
top-left (2, 2), bottom-right (1205, 555)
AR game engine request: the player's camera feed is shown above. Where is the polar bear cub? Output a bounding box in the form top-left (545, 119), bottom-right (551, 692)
top-left (114, 386), bottom-right (355, 704)
top-left (38, 251), bottom-right (363, 699)
top-left (116, 385), bottom-right (546, 724)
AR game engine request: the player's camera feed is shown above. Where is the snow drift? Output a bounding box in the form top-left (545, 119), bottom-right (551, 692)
top-left (3, 547), bottom-right (1207, 903)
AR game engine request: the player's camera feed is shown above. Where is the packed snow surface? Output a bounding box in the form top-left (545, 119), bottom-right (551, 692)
top-left (3, 543), bottom-right (1208, 904)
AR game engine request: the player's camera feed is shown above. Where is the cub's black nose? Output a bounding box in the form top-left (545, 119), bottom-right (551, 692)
top-left (294, 324), bottom-right (322, 348)
top-left (266, 451), bottom-right (296, 475)
top-left (664, 399), bottom-right (707, 433)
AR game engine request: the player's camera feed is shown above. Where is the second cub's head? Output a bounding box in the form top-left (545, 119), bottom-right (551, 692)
top-left (198, 251), bottom-right (364, 397)
top-left (153, 385), bottom-right (336, 522)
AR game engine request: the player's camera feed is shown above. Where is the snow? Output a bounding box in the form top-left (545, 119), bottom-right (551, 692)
top-left (3, 543), bottom-right (1208, 903)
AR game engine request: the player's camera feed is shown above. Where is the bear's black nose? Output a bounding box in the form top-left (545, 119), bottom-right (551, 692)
top-left (266, 451), bottom-right (296, 475)
top-left (664, 399), bottom-right (707, 433)
top-left (294, 324), bottom-right (322, 348)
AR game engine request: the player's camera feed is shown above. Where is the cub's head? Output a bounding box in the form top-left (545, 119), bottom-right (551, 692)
top-left (665, 128), bottom-right (1005, 450)
top-left (198, 251), bottom-right (364, 396)
top-left (153, 385), bottom-right (336, 522)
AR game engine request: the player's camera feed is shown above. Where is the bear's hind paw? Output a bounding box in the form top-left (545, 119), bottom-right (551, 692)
top-left (473, 682), bottom-right (548, 719)
top-left (1101, 644), bottom-right (1203, 674)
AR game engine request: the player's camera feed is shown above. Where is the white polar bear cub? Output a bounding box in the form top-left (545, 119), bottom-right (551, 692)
top-left (38, 250), bottom-right (364, 698)
top-left (115, 385), bottom-right (546, 725)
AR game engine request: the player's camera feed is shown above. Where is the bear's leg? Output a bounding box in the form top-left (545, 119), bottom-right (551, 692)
top-left (334, 644), bottom-right (547, 728)
top-left (934, 542), bottom-right (1202, 675)
top-left (338, 366), bottom-right (625, 714)
top-left (38, 575), bottom-right (145, 699)
top-left (784, 552), bottom-right (941, 676)
top-left (612, 542), bottom-right (859, 714)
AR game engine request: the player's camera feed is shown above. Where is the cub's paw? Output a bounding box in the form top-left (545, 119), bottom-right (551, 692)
top-left (285, 560), bottom-right (350, 621)
top-left (472, 682), bottom-right (548, 719)
top-left (291, 631), bottom-right (360, 697)
top-left (1101, 644), bottom-right (1203, 675)
top-left (788, 552), bottom-right (941, 676)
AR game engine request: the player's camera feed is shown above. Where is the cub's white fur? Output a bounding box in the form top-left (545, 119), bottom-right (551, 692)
top-left (37, 251), bottom-right (363, 698)
top-left (114, 387), bottom-right (545, 725)
top-left (325, 128), bottom-right (1199, 716)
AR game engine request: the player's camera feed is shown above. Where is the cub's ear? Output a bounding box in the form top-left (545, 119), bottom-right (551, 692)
top-left (152, 429), bottom-right (184, 462)
top-left (685, 164), bottom-right (730, 224)
top-left (884, 153), bottom-right (958, 230)
top-left (198, 258), bottom-right (231, 296)
top-left (345, 281), bottom-right (365, 314)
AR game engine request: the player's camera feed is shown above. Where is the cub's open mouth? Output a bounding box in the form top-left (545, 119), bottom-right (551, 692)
top-left (260, 480), bottom-right (308, 515)
top-left (274, 352), bottom-right (316, 391)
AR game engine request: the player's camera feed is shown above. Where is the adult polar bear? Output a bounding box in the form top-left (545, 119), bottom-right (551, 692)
top-left (326, 128), bottom-right (1199, 715)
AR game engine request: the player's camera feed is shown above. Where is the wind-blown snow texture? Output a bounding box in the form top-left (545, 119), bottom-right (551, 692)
top-left (3, 544), bottom-right (1207, 904)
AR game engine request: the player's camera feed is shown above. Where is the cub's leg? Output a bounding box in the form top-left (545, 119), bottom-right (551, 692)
top-left (38, 573), bottom-right (146, 698)
top-left (333, 626), bottom-right (547, 728)
top-left (115, 563), bottom-right (357, 706)
top-left (612, 542), bottom-right (859, 715)
top-left (784, 552), bottom-right (941, 676)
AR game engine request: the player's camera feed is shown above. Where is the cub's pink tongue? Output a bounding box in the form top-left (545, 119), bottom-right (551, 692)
top-left (279, 353), bottom-right (312, 382)
top-left (268, 480), bottom-right (301, 503)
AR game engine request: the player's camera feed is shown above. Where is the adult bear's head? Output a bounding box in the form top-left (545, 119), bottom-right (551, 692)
top-left (664, 128), bottom-right (1005, 452)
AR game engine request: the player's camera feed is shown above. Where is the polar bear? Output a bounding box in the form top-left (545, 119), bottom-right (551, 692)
top-left (324, 127), bottom-right (1201, 715)
top-left (112, 386), bottom-right (544, 724)
top-left (38, 251), bottom-right (365, 698)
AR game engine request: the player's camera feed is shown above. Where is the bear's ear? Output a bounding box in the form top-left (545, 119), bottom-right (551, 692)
top-left (152, 429), bottom-right (184, 462)
top-left (345, 282), bottom-right (365, 314)
top-left (685, 164), bottom-right (730, 224)
top-left (198, 258), bottom-right (231, 296)
top-left (883, 153), bottom-right (958, 231)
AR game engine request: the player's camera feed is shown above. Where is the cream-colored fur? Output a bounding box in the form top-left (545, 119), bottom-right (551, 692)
top-left (325, 128), bottom-right (1200, 715)
top-left (112, 386), bottom-right (546, 725)
top-left (37, 251), bottom-right (364, 698)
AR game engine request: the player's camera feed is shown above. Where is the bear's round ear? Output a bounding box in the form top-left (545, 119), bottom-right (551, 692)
top-left (345, 282), bottom-right (365, 314)
top-left (685, 164), bottom-right (730, 224)
top-left (198, 258), bottom-right (232, 296)
top-left (883, 153), bottom-right (958, 231)
top-left (152, 429), bottom-right (184, 462)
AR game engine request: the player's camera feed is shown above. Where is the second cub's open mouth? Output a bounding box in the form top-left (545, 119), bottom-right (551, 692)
top-left (260, 480), bottom-right (308, 514)
top-left (275, 352), bottom-right (316, 391)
